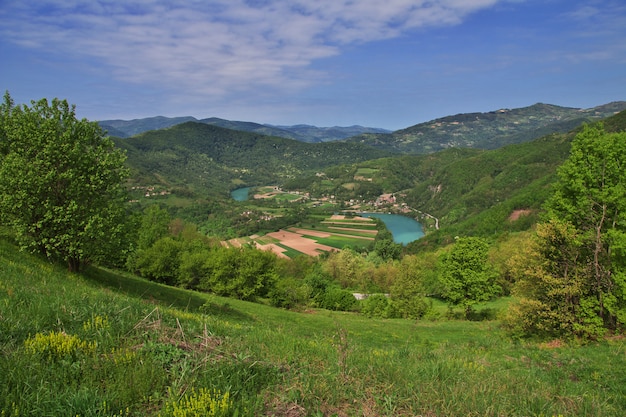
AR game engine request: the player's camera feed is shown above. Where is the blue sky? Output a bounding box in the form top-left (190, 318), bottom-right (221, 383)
top-left (1, 0), bottom-right (625, 130)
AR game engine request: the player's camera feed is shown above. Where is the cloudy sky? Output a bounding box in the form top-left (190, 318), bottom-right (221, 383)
top-left (1, 0), bottom-right (625, 130)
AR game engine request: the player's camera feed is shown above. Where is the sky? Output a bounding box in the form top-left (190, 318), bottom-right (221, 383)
top-left (1, 0), bottom-right (625, 130)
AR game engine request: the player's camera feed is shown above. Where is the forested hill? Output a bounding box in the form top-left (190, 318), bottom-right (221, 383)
top-left (114, 121), bottom-right (391, 198)
top-left (345, 101), bottom-right (626, 154)
top-left (286, 109), bottom-right (626, 244)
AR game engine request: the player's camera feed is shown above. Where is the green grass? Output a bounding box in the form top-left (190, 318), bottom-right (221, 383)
top-left (311, 235), bottom-right (373, 250)
top-left (355, 168), bottom-right (379, 176)
top-left (299, 225), bottom-right (377, 239)
top-left (2, 239), bottom-right (625, 416)
top-left (321, 221), bottom-right (378, 230)
top-left (275, 243), bottom-right (307, 258)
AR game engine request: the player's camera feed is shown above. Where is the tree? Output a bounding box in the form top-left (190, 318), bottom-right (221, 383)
top-left (546, 124), bottom-right (626, 330)
top-left (133, 237), bottom-right (184, 286)
top-left (439, 237), bottom-right (500, 319)
top-left (507, 124), bottom-right (626, 338)
top-left (126, 205), bottom-right (171, 273)
top-left (502, 220), bottom-right (602, 338)
top-left (0, 92), bottom-right (129, 272)
top-left (137, 205), bottom-right (171, 250)
top-left (390, 254), bottom-right (434, 319)
top-left (374, 238), bottom-right (402, 262)
top-left (323, 248), bottom-right (366, 289)
top-left (198, 246), bottom-right (278, 301)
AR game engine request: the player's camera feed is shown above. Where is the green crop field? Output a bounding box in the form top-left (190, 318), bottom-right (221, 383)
top-left (309, 235), bottom-right (373, 250)
top-left (355, 168), bottom-right (379, 176)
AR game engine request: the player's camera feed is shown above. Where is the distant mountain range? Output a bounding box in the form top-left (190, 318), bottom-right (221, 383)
top-left (100, 101), bottom-right (626, 152)
top-left (99, 116), bottom-right (391, 142)
top-left (346, 102), bottom-right (626, 153)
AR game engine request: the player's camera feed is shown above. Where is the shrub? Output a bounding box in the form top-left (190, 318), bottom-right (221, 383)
top-left (159, 388), bottom-right (232, 417)
top-left (319, 288), bottom-right (358, 311)
top-left (392, 296), bottom-right (431, 320)
top-left (24, 331), bottom-right (96, 361)
top-left (268, 277), bottom-right (310, 310)
top-left (361, 294), bottom-right (399, 318)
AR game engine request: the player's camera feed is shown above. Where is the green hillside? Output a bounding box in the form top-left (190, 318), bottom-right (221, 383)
top-left (3, 95), bottom-right (626, 416)
top-left (2, 237), bottom-right (625, 416)
top-left (115, 121), bottom-right (391, 200)
top-left (286, 110), bottom-right (626, 244)
top-left (113, 108), bottom-right (626, 242)
top-left (347, 102), bottom-right (626, 154)
top-left (100, 116), bottom-right (197, 137)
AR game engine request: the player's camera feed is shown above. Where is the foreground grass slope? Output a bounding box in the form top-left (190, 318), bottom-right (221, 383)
top-left (1, 239), bottom-right (625, 416)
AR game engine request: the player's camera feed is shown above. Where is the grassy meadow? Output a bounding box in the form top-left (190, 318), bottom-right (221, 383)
top-left (1, 238), bottom-right (625, 416)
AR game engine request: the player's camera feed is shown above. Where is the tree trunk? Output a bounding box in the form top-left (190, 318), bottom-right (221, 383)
top-left (68, 256), bottom-right (81, 273)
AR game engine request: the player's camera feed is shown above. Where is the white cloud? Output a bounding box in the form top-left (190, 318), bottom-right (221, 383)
top-left (1, 0), bottom-right (501, 100)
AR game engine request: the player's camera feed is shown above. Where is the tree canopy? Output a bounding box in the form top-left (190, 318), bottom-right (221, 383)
top-left (505, 124), bottom-right (626, 339)
top-left (439, 236), bottom-right (500, 318)
top-left (0, 92), bottom-right (129, 271)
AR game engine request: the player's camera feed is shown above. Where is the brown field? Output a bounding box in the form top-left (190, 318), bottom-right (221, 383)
top-left (223, 215), bottom-right (378, 258)
top-left (263, 230), bottom-right (337, 257)
top-left (253, 242), bottom-right (290, 258)
top-left (329, 214), bottom-right (372, 221)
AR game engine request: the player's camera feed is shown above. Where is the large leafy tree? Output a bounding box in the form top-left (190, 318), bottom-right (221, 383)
top-left (439, 236), bottom-right (500, 319)
top-left (198, 246), bottom-right (279, 301)
top-left (506, 124), bottom-right (626, 339)
top-left (390, 254), bottom-right (435, 319)
top-left (0, 92), bottom-right (129, 272)
top-left (545, 124), bottom-right (626, 331)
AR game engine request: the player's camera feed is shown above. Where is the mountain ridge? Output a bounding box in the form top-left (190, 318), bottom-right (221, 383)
top-left (99, 101), bottom-right (625, 150)
top-left (99, 116), bottom-right (390, 142)
top-left (346, 101), bottom-right (626, 153)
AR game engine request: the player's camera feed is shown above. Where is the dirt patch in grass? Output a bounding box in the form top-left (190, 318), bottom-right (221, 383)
top-left (508, 209), bottom-right (532, 221)
top-left (539, 339), bottom-right (565, 349)
top-left (330, 215), bottom-right (372, 221)
top-left (254, 242), bottom-right (289, 258)
top-left (223, 238), bottom-right (247, 248)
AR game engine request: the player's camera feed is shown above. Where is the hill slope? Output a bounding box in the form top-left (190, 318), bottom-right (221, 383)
top-left (99, 115), bottom-right (197, 137)
top-left (2, 236), bottom-right (625, 416)
top-left (347, 102), bottom-right (626, 154)
top-left (115, 121), bottom-right (391, 199)
top-left (287, 110), bottom-right (626, 243)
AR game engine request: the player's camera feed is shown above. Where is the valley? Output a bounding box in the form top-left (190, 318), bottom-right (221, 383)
top-left (3, 95), bottom-right (626, 417)
top-left (116, 101), bottom-right (626, 245)
top-left (224, 185), bottom-right (427, 258)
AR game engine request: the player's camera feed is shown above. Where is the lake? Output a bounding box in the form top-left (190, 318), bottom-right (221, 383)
top-left (360, 213), bottom-right (424, 245)
top-left (231, 187), bottom-right (252, 201)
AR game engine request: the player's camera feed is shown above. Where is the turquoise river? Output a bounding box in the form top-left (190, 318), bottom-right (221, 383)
top-left (360, 212), bottom-right (424, 245)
